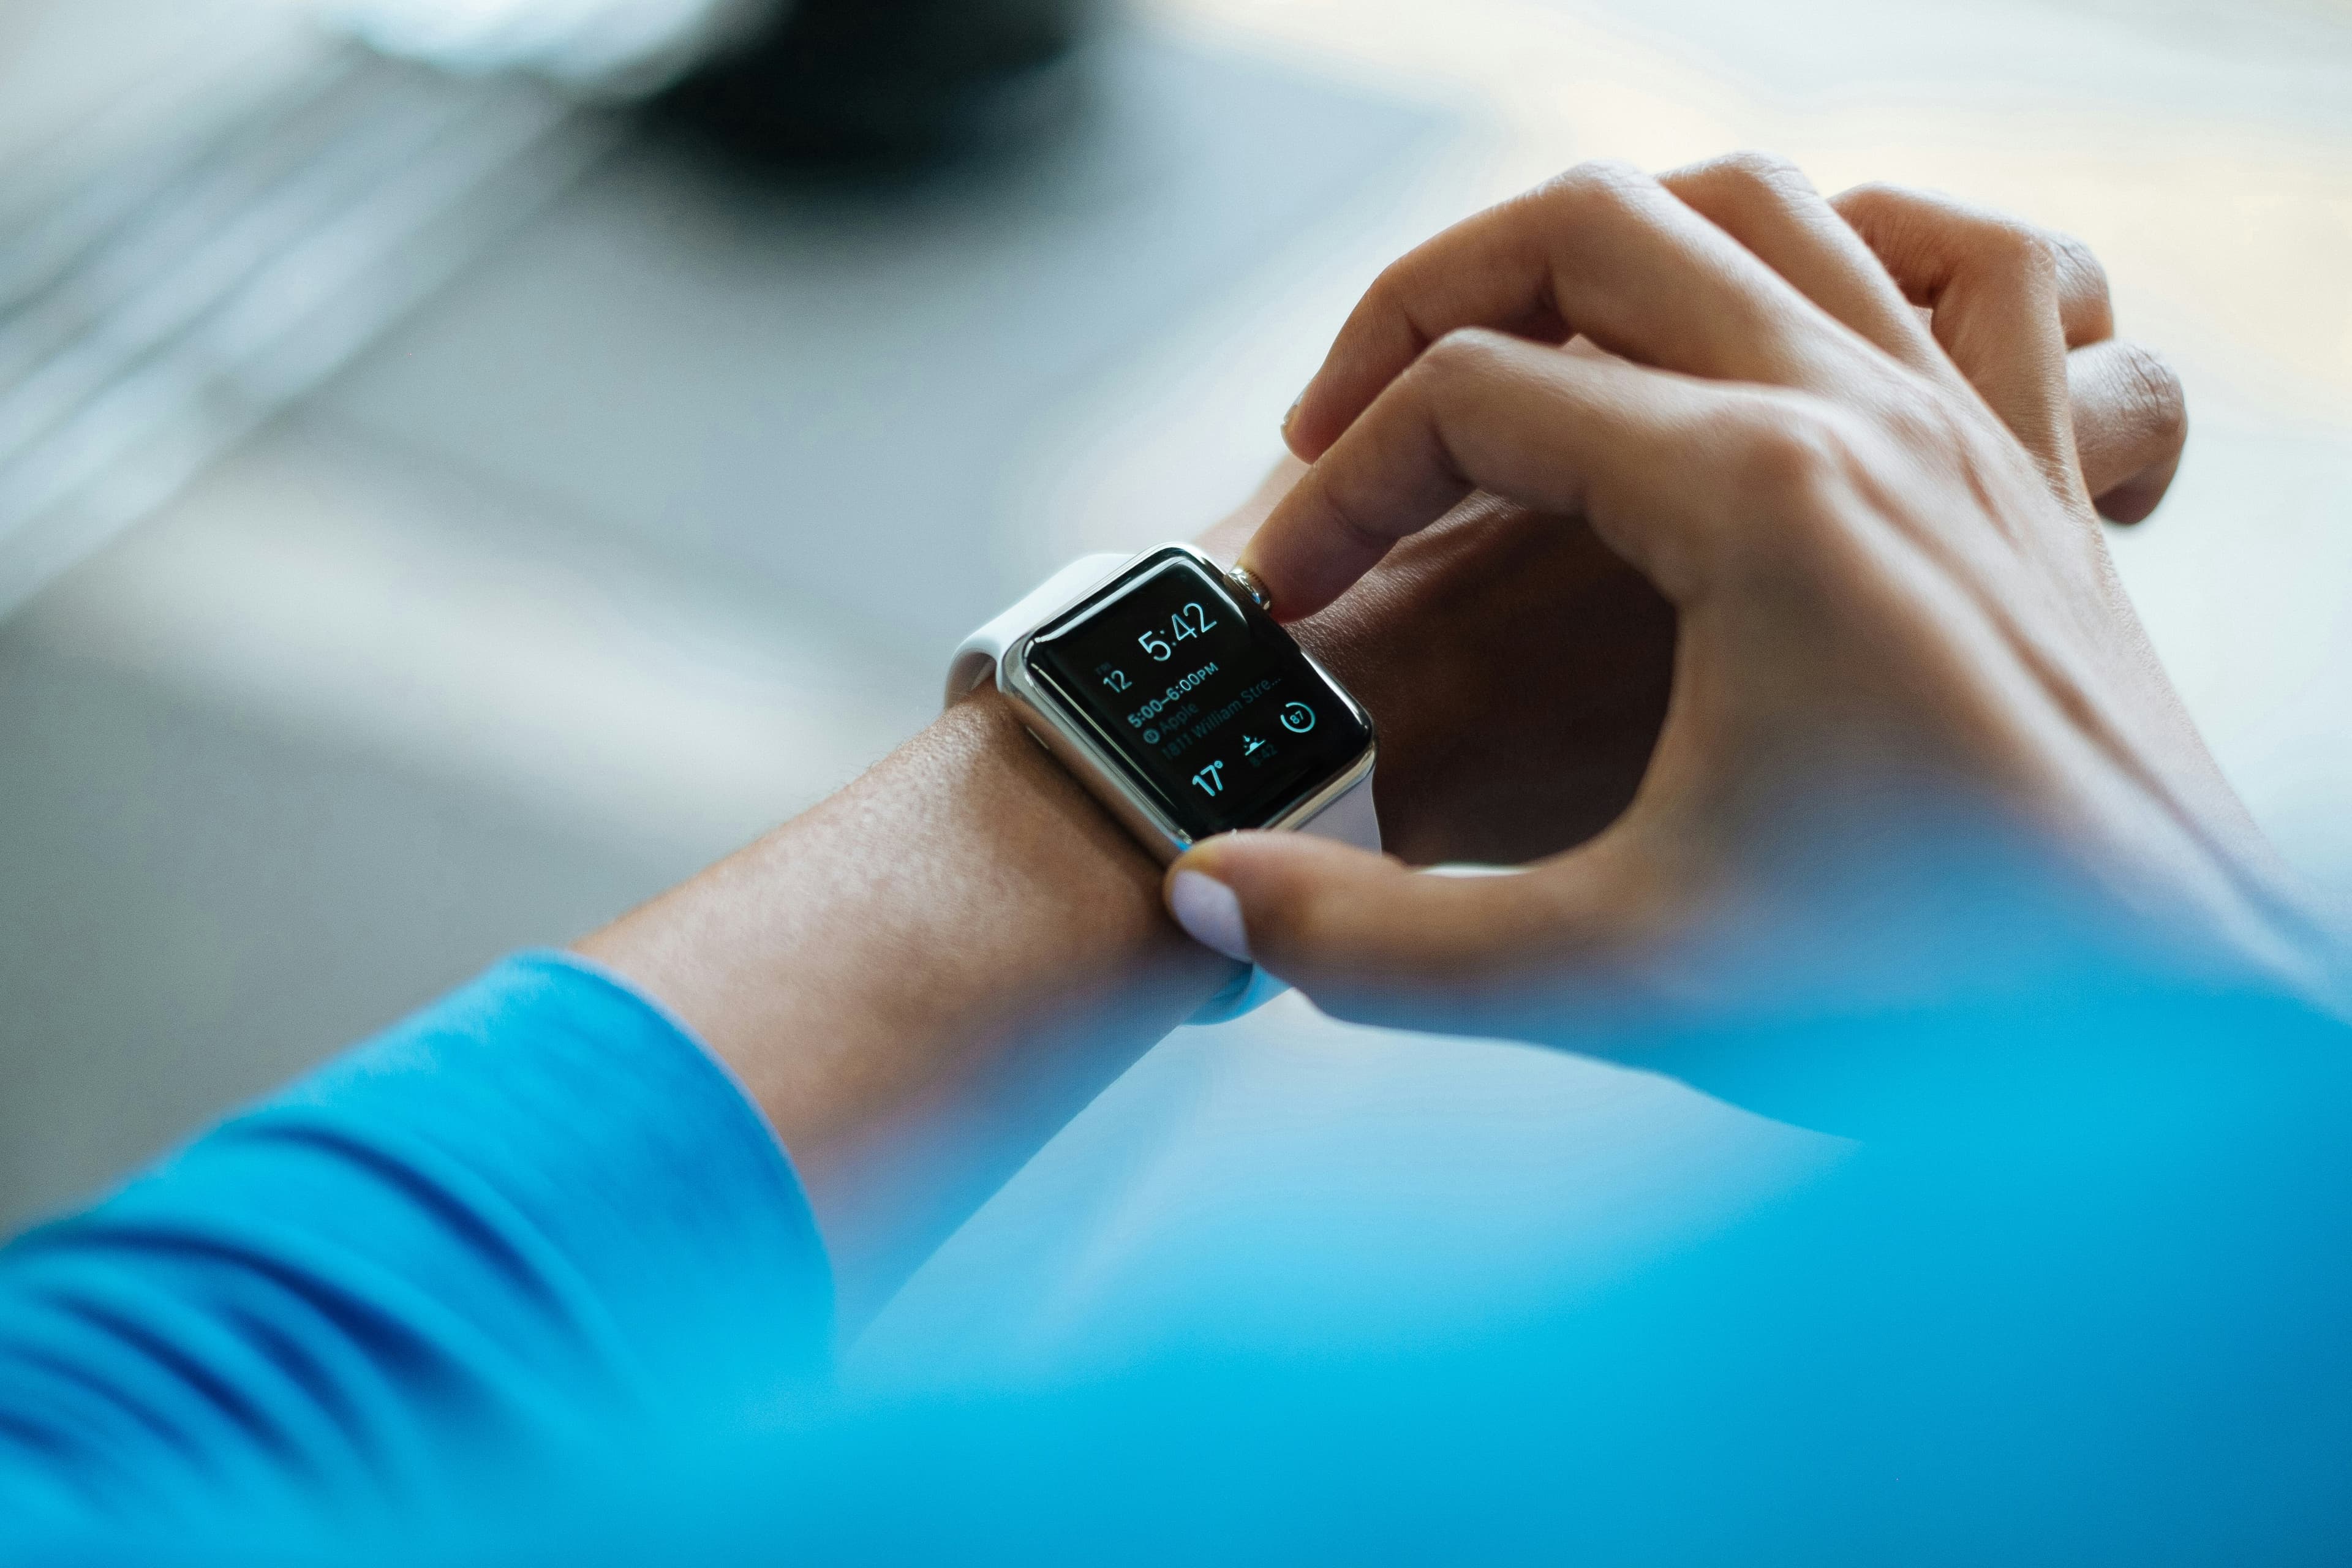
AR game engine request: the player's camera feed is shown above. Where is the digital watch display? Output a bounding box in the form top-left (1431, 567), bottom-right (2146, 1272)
top-left (946, 541), bottom-right (1378, 1020)
top-left (1022, 551), bottom-right (1373, 842)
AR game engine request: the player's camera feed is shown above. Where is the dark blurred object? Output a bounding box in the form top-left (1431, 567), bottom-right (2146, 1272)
top-left (321, 0), bottom-right (774, 92)
top-left (660, 0), bottom-right (1102, 165)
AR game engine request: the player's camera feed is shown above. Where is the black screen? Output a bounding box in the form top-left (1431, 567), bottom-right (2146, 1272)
top-left (1025, 552), bottom-right (1372, 841)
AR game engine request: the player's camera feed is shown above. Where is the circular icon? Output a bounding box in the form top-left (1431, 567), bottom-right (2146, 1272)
top-left (1280, 701), bottom-right (1316, 734)
top-left (1144, 728), bottom-right (1159, 744)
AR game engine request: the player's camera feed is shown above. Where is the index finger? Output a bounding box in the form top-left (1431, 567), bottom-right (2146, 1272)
top-left (1243, 328), bottom-right (1769, 619)
top-left (1283, 160), bottom-right (1859, 460)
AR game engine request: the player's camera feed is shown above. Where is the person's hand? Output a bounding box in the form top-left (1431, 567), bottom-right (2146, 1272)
top-left (1190, 160), bottom-right (2192, 874)
top-left (1166, 155), bottom-right (2329, 1032)
top-left (1194, 467), bottom-right (1672, 866)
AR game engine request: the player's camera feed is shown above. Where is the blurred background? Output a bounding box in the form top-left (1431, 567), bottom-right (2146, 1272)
top-left (2, 0), bottom-right (2348, 1365)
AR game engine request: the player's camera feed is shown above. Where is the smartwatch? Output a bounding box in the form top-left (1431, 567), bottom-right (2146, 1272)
top-left (947, 543), bottom-right (1380, 1023)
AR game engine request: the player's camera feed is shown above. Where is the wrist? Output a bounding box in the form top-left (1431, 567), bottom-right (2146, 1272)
top-left (914, 686), bottom-right (1238, 1027)
top-left (579, 686), bottom-right (1231, 1321)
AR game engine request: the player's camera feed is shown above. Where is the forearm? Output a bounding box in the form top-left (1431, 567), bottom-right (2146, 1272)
top-left (578, 687), bottom-right (1234, 1322)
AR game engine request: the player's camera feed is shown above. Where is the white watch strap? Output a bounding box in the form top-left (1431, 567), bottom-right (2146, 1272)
top-left (1294, 764), bottom-right (1381, 851)
top-left (948, 549), bottom-right (1380, 1028)
top-left (945, 553), bottom-right (1129, 706)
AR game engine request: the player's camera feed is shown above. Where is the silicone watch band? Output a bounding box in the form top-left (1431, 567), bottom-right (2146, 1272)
top-left (945, 554), bottom-right (1131, 707)
top-left (948, 551), bottom-right (1381, 1025)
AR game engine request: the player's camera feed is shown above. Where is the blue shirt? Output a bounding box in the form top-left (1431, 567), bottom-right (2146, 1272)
top-left (0, 953), bottom-right (827, 1544)
top-left (2, 949), bottom-right (2348, 1562)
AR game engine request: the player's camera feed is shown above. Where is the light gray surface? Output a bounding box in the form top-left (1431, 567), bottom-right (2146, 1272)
top-left (317, 30), bottom-right (1443, 670)
top-left (1553, 0), bottom-right (2352, 132)
top-left (0, 625), bottom-right (668, 1224)
top-left (0, 409), bottom-right (939, 1227)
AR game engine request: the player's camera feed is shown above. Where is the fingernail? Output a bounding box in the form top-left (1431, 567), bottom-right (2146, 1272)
top-left (1280, 390), bottom-right (1305, 439)
top-left (1167, 869), bottom-right (1252, 962)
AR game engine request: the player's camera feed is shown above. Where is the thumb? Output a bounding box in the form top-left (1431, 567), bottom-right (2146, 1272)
top-left (1164, 832), bottom-right (1600, 1032)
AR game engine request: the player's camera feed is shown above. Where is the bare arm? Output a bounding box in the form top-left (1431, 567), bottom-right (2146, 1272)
top-left (580, 689), bottom-right (1223, 1324)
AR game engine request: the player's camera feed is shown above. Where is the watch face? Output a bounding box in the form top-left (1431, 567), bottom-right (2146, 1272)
top-left (1023, 549), bottom-right (1373, 842)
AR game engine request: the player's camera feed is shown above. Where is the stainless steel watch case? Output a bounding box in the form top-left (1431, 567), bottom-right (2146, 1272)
top-left (994, 543), bottom-right (1378, 865)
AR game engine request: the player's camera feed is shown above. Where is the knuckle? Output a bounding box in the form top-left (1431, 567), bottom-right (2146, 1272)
top-left (1981, 217), bottom-right (2060, 287)
top-left (1877, 381), bottom-right (1974, 456)
top-left (2046, 229), bottom-right (2109, 299)
top-left (1833, 178), bottom-right (1906, 213)
top-left (1675, 151), bottom-right (1820, 232)
top-left (1360, 254), bottom-right (1422, 326)
top-left (1703, 149), bottom-right (1815, 202)
top-left (1533, 157), bottom-right (1655, 221)
top-left (1415, 325), bottom-right (1513, 379)
top-left (1731, 399), bottom-right (1866, 533)
top-left (1830, 181), bottom-right (1949, 245)
top-left (1315, 464), bottom-right (1400, 559)
top-left (2041, 228), bottom-right (2116, 336)
top-left (1825, 181), bottom-right (1914, 251)
top-left (2110, 342), bottom-right (2188, 447)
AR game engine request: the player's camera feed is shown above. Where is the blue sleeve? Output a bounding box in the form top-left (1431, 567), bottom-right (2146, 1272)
top-left (0, 951), bottom-right (831, 1534)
